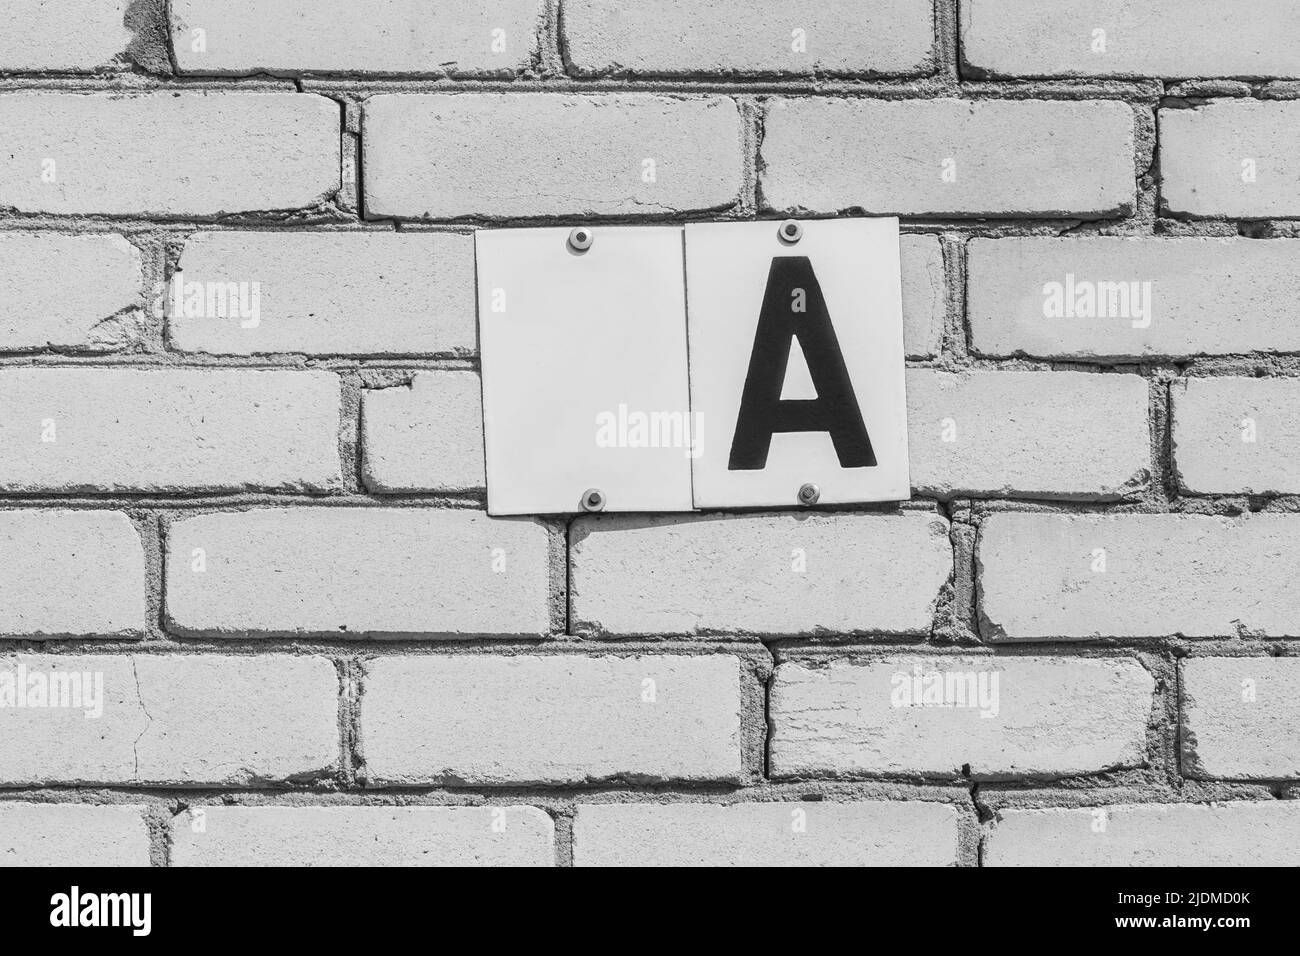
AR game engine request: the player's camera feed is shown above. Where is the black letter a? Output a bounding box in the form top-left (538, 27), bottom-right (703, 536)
top-left (728, 256), bottom-right (875, 470)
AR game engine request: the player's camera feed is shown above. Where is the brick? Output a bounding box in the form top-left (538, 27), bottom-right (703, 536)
top-left (978, 512), bottom-right (1300, 640)
top-left (760, 98), bottom-right (1135, 217)
top-left (171, 805), bottom-right (554, 866)
top-left (0, 92), bottom-right (340, 217)
top-left (0, 233), bottom-right (144, 353)
top-left (0, 804), bottom-right (150, 867)
top-left (962, 0), bottom-right (1300, 79)
top-left (364, 93), bottom-right (743, 218)
top-left (1181, 657), bottom-right (1300, 780)
top-left (0, 654), bottom-right (338, 785)
top-left (906, 369), bottom-right (1150, 499)
top-left (968, 237), bottom-right (1300, 360)
top-left (900, 234), bottom-right (945, 359)
top-left (770, 656), bottom-right (1153, 779)
top-left (985, 801), bottom-right (1300, 866)
top-left (0, 0), bottom-right (132, 71)
top-left (0, 655), bottom-right (144, 785)
top-left (362, 373), bottom-right (485, 493)
top-left (132, 655), bottom-right (339, 786)
top-left (171, 0), bottom-right (541, 75)
top-left (1173, 377), bottom-right (1300, 494)
top-left (360, 654), bottom-right (743, 786)
top-left (1161, 101), bottom-right (1300, 218)
top-left (573, 800), bottom-right (959, 867)
top-left (166, 508), bottom-right (551, 638)
top-left (169, 232), bottom-right (476, 356)
top-left (0, 511), bottom-right (144, 639)
top-left (563, 0), bottom-right (933, 77)
top-left (0, 369), bottom-right (341, 493)
top-left (571, 512), bottom-right (952, 637)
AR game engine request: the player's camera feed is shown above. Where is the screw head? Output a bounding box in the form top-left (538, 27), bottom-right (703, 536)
top-left (568, 227), bottom-right (594, 252)
top-left (581, 488), bottom-right (606, 512)
top-left (778, 219), bottom-right (803, 244)
top-left (797, 482), bottom-right (820, 506)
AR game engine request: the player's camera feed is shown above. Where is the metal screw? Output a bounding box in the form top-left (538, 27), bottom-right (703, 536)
top-left (797, 482), bottom-right (820, 506)
top-left (778, 219), bottom-right (803, 244)
top-left (581, 488), bottom-right (606, 512)
top-left (568, 226), bottom-right (594, 252)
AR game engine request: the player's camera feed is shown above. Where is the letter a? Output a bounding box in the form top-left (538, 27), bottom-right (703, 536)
top-left (728, 257), bottom-right (875, 470)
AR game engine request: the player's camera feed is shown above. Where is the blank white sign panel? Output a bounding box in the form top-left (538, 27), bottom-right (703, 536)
top-left (685, 218), bottom-right (910, 508)
top-left (477, 226), bottom-right (694, 515)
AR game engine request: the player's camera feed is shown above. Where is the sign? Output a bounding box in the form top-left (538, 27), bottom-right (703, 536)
top-left (685, 218), bottom-right (909, 507)
top-left (475, 219), bottom-right (909, 514)
top-left (476, 226), bottom-right (694, 516)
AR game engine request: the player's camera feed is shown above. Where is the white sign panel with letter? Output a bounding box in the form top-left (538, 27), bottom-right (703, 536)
top-left (684, 218), bottom-right (910, 508)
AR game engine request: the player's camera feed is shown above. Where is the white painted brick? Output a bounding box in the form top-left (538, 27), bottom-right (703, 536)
top-left (906, 370), bottom-right (1150, 499)
top-left (563, 0), bottom-right (933, 77)
top-left (770, 657), bottom-right (1153, 779)
top-left (1173, 377), bottom-right (1300, 494)
top-left (0, 511), bottom-right (144, 639)
top-left (131, 655), bottom-right (339, 786)
top-left (362, 373), bottom-right (485, 493)
top-left (571, 512), bottom-right (952, 637)
top-left (0, 369), bottom-right (342, 493)
top-left (169, 232), bottom-right (476, 356)
top-left (1161, 101), bottom-right (1300, 218)
top-left (361, 654), bottom-right (744, 786)
top-left (171, 805), bottom-right (554, 867)
top-left (0, 233), bottom-right (144, 352)
top-left (172, 0), bottom-right (542, 75)
top-left (761, 98), bottom-right (1135, 217)
top-left (364, 93), bottom-right (743, 218)
top-left (1181, 657), bottom-right (1300, 780)
top-left (573, 801), bottom-right (959, 867)
top-left (0, 654), bottom-right (338, 785)
top-left (978, 513), bottom-right (1300, 640)
top-left (962, 0), bottom-right (1300, 79)
top-left (166, 508), bottom-right (551, 638)
top-left (968, 237), bottom-right (1300, 360)
top-left (0, 804), bottom-right (150, 867)
top-left (986, 801), bottom-right (1300, 866)
top-left (900, 234), bottom-right (945, 359)
top-left (0, 655), bottom-right (145, 785)
top-left (0, 0), bottom-right (132, 71)
top-left (0, 92), bottom-right (340, 217)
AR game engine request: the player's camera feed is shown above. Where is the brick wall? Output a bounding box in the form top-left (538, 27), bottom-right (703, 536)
top-left (1, 0), bottom-right (1297, 867)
